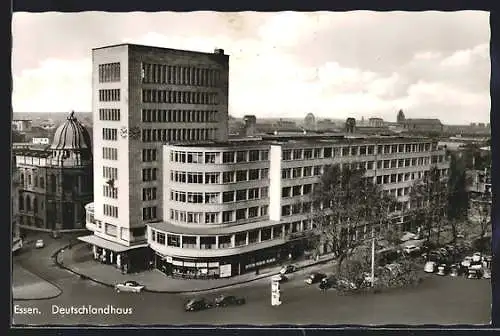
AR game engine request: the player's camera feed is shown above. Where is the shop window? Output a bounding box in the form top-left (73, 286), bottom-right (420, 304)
top-left (156, 232), bottom-right (166, 244)
top-left (218, 235), bottom-right (231, 248)
top-left (235, 232), bottom-right (247, 246)
top-left (167, 234), bottom-right (180, 247)
top-left (182, 236), bottom-right (197, 248)
top-left (248, 230), bottom-right (259, 243)
top-left (200, 236), bottom-right (216, 249)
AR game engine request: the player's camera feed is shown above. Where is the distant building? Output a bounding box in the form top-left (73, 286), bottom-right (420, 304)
top-left (304, 113), bottom-right (316, 130)
top-left (241, 115), bottom-right (257, 137)
top-left (395, 110), bottom-right (443, 133)
top-left (345, 118), bottom-right (356, 133)
top-left (12, 119), bottom-right (32, 132)
top-left (396, 110), bottom-right (405, 124)
top-left (467, 166), bottom-right (491, 226)
top-left (316, 119), bottom-right (337, 132)
top-left (14, 112), bottom-right (93, 234)
top-left (368, 117), bottom-right (384, 128)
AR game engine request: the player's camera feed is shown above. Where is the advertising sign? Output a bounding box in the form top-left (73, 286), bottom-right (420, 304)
top-left (271, 276), bottom-right (282, 306)
top-left (219, 264), bottom-right (232, 278)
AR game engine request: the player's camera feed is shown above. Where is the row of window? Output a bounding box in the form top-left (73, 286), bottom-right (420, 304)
top-left (142, 63), bottom-right (221, 87)
top-left (142, 89), bottom-right (219, 105)
top-left (19, 172), bottom-right (45, 189)
top-left (143, 187), bottom-right (158, 201)
top-left (102, 147), bottom-right (118, 160)
top-left (98, 63), bottom-right (121, 83)
top-left (150, 221), bottom-right (312, 248)
top-left (169, 205), bottom-right (269, 224)
top-left (103, 166), bottom-right (118, 180)
top-left (103, 185), bottom-right (118, 199)
top-left (169, 168), bottom-right (268, 184)
top-left (141, 109), bottom-right (219, 123)
top-left (103, 204), bottom-right (118, 218)
top-left (222, 187), bottom-right (268, 202)
top-left (282, 142), bottom-right (437, 160)
top-left (99, 89), bottom-right (121, 102)
top-left (18, 195), bottom-right (44, 213)
top-left (102, 128), bottom-right (118, 141)
top-left (169, 150), bottom-right (270, 164)
top-left (141, 127), bottom-right (217, 143)
top-left (142, 168), bottom-right (158, 182)
top-left (169, 186), bottom-right (268, 204)
top-left (99, 108), bottom-right (121, 121)
top-left (142, 149), bottom-right (158, 162)
top-left (143, 206), bottom-right (158, 221)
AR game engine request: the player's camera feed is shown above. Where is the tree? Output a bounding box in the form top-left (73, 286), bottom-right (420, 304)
top-left (470, 193), bottom-right (491, 239)
top-left (447, 152), bottom-right (472, 243)
top-left (312, 164), bottom-right (397, 273)
top-left (409, 165), bottom-right (448, 245)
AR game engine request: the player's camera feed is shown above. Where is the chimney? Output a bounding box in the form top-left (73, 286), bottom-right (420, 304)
top-left (214, 48), bottom-right (224, 55)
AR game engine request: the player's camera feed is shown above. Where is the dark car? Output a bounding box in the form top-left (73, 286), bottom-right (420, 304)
top-left (214, 295), bottom-right (246, 307)
top-left (318, 275), bottom-right (337, 290)
top-left (305, 272), bottom-right (327, 285)
top-left (279, 264), bottom-right (298, 275)
top-left (275, 274), bottom-right (289, 283)
top-left (185, 297), bottom-right (213, 312)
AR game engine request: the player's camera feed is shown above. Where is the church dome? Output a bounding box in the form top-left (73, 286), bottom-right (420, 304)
top-left (50, 111), bottom-right (92, 150)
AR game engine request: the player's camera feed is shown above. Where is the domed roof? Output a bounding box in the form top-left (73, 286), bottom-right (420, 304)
top-left (50, 111), bottom-right (92, 150)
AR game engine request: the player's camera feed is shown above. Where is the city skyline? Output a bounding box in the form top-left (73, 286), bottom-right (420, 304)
top-left (12, 11), bottom-right (490, 124)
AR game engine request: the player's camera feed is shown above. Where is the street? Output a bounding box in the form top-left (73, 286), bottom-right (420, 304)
top-left (12, 235), bottom-right (491, 326)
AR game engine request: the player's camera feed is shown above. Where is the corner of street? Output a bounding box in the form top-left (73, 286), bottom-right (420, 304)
top-left (57, 240), bottom-right (338, 293)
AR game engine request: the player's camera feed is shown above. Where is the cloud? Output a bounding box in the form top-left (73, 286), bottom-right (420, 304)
top-left (13, 58), bottom-right (92, 112)
top-left (11, 11), bottom-right (490, 124)
top-left (440, 43), bottom-right (489, 67)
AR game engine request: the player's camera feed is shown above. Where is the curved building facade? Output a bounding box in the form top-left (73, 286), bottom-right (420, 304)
top-left (141, 136), bottom-right (450, 279)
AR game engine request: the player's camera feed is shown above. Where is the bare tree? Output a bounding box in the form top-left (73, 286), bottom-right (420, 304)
top-left (312, 164), bottom-right (397, 273)
top-left (409, 165), bottom-right (448, 244)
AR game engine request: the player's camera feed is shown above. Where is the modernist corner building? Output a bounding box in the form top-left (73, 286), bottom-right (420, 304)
top-left (83, 43), bottom-right (450, 278)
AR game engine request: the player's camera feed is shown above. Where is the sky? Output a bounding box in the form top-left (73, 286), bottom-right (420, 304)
top-left (12, 11), bottom-right (490, 124)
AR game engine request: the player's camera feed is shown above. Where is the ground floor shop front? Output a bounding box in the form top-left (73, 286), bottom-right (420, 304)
top-left (78, 235), bottom-right (151, 274)
top-left (153, 239), bottom-right (313, 279)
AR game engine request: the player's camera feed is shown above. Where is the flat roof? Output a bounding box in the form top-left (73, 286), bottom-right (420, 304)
top-left (92, 43), bottom-right (227, 56)
top-left (166, 135), bottom-right (436, 149)
top-left (78, 235), bottom-right (148, 253)
top-left (148, 219), bottom-right (282, 236)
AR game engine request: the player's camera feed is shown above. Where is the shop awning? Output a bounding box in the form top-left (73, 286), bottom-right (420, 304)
top-left (78, 235), bottom-right (148, 253)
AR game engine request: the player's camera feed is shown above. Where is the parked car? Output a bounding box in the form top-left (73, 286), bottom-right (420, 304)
top-left (336, 279), bottom-right (358, 290)
top-left (437, 264), bottom-right (448, 276)
top-left (115, 280), bottom-right (144, 293)
top-left (467, 268), bottom-right (483, 280)
top-left (449, 264), bottom-right (459, 277)
top-left (185, 297), bottom-right (213, 311)
top-left (461, 256), bottom-right (473, 268)
top-left (305, 272), bottom-right (327, 285)
top-left (424, 261), bottom-right (437, 273)
top-left (279, 264), bottom-right (298, 275)
top-left (35, 239), bottom-right (45, 249)
top-left (403, 244), bottom-right (421, 255)
top-left (214, 295), bottom-right (246, 307)
top-left (318, 276), bottom-right (337, 290)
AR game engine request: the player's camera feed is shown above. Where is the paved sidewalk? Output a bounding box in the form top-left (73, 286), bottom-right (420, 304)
top-left (58, 243), bottom-right (337, 293)
top-left (12, 262), bottom-right (62, 300)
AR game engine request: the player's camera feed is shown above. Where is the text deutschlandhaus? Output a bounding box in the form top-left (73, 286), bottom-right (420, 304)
top-left (52, 304), bottom-right (133, 315)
